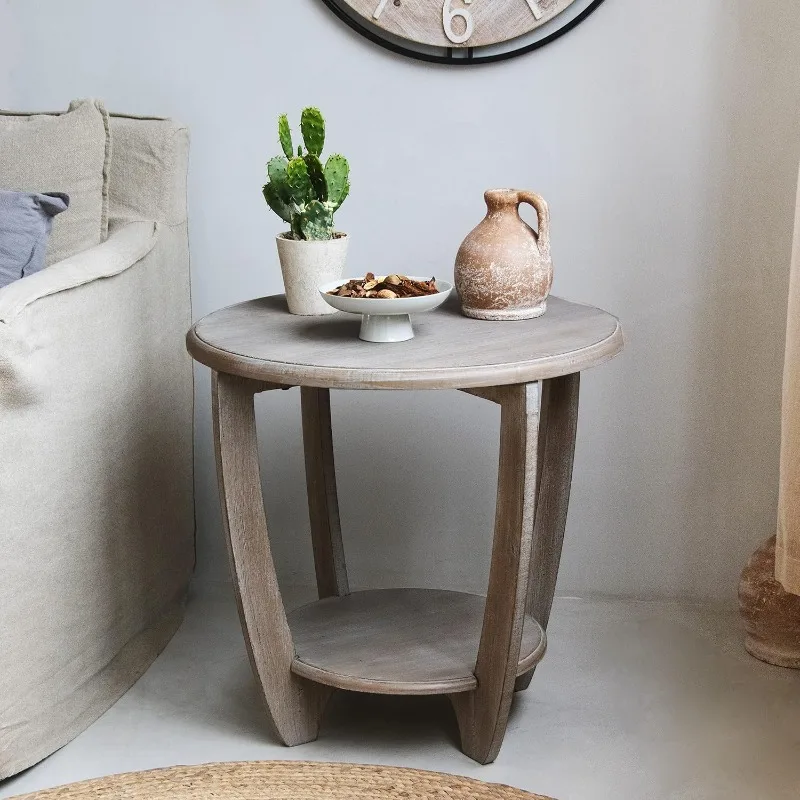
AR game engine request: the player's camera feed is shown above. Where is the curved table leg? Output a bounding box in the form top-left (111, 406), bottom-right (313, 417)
top-left (213, 372), bottom-right (331, 745)
top-left (301, 387), bottom-right (349, 598)
top-left (450, 383), bottom-right (541, 764)
top-left (515, 372), bottom-right (580, 692)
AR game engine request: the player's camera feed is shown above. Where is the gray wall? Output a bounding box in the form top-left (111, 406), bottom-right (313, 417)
top-left (3, 0), bottom-right (800, 600)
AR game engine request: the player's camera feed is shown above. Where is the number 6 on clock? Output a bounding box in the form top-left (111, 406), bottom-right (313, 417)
top-left (442, 0), bottom-right (474, 45)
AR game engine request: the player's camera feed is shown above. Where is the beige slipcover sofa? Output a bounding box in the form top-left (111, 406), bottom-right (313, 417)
top-left (0, 111), bottom-right (195, 778)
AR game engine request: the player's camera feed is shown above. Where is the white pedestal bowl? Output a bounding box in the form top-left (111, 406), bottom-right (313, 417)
top-left (319, 278), bottom-right (453, 342)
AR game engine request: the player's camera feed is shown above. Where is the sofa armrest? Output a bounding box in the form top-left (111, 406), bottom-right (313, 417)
top-left (0, 205), bottom-right (193, 778)
top-left (108, 116), bottom-right (189, 227)
top-left (0, 221), bottom-right (158, 323)
top-left (0, 220), bottom-right (160, 405)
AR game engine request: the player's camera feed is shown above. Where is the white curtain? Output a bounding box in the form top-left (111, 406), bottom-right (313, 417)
top-left (776, 164), bottom-right (800, 596)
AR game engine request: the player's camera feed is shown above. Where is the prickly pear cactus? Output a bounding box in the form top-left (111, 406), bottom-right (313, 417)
top-left (262, 183), bottom-right (291, 223)
top-left (301, 107), bottom-right (325, 157)
top-left (262, 108), bottom-right (349, 240)
top-left (300, 200), bottom-right (334, 240)
top-left (304, 154), bottom-right (328, 202)
top-left (278, 115), bottom-right (293, 160)
top-left (267, 157), bottom-right (289, 199)
top-left (285, 157), bottom-right (314, 205)
top-left (324, 154), bottom-right (350, 211)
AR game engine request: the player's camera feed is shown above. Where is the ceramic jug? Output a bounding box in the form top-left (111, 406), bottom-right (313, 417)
top-left (454, 189), bottom-right (553, 320)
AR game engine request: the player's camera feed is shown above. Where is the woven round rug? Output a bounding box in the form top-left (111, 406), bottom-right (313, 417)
top-left (10, 761), bottom-right (554, 800)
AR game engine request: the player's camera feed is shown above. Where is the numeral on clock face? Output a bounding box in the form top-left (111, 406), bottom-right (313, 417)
top-left (372, 0), bottom-right (546, 47)
top-left (525, 0), bottom-right (543, 20)
top-left (442, 0), bottom-right (475, 44)
top-left (336, 0), bottom-right (591, 57)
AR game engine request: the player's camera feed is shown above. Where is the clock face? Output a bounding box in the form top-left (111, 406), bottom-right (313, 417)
top-left (322, 0), bottom-right (606, 63)
top-left (344, 0), bottom-right (578, 48)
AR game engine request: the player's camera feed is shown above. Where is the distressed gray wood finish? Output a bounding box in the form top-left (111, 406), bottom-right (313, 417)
top-left (301, 387), bottom-right (349, 598)
top-left (212, 373), bottom-right (331, 745)
top-left (515, 372), bottom-right (581, 692)
top-left (194, 294), bottom-right (622, 764)
top-left (187, 294), bottom-right (622, 390)
top-left (450, 383), bottom-right (541, 764)
top-left (288, 589), bottom-right (546, 695)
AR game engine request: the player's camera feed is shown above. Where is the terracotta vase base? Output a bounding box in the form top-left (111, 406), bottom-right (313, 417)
top-left (462, 300), bottom-right (547, 322)
top-left (739, 536), bottom-right (800, 669)
top-left (744, 635), bottom-right (800, 668)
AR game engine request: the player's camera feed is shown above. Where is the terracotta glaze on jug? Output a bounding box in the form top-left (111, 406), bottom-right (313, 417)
top-left (455, 189), bottom-right (553, 320)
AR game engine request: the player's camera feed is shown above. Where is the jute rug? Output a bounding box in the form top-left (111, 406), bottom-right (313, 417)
top-left (10, 761), bottom-right (554, 799)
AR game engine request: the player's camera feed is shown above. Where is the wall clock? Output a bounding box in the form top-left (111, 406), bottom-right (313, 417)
top-left (321, 0), bottom-right (606, 64)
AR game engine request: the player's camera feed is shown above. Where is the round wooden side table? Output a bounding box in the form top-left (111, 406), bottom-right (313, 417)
top-left (187, 293), bottom-right (623, 765)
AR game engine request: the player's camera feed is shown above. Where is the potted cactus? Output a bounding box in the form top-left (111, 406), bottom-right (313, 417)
top-left (263, 107), bottom-right (351, 315)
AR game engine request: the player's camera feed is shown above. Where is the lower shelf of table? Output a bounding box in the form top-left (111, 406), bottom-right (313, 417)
top-left (288, 588), bottom-right (546, 696)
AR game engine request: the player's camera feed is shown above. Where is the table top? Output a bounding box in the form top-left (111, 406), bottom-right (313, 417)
top-left (187, 294), bottom-right (623, 390)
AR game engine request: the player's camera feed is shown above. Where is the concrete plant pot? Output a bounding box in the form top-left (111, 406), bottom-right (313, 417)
top-left (276, 232), bottom-right (349, 316)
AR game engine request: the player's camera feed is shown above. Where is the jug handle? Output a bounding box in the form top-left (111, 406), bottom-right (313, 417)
top-left (518, 190), bottom-right (550, 259)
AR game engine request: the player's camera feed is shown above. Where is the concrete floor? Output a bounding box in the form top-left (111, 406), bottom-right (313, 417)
top-left (2, 584), bottom-right (799, 800)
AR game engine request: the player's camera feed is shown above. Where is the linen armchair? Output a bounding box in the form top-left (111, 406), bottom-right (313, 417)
top-left (0, 114), bottom-right (195, 778)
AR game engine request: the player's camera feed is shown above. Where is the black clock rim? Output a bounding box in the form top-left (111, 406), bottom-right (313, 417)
top-left (320, 0), bottom-right (608, 64)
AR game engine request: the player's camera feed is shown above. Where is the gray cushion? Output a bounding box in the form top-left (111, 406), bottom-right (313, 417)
top-left (0, 190), bottom-right (69, 288)
top-left (0, 99), bottom-right (111, 266)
